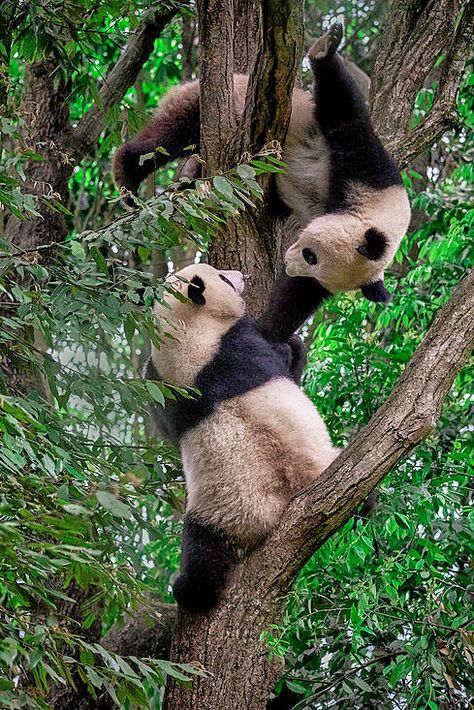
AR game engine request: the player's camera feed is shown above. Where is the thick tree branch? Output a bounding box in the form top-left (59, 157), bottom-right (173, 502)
top-left (196, 0), bottom-right (236, 173)
top-left (72, 2), bottom-right (185, 160)
top-left (371, 0), bottom-right (474, 167)
top-left (245, 269), bottom-right (474, 594)
top-left (237, 0), bottom-right (304, 157)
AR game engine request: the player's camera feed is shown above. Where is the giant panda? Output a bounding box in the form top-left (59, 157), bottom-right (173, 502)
top-left (113, 22), bottom-right (410, 307)
top-left (282, 22), bottom-right (411, 301)
top-left (147, 263), bottom-right (339, 611)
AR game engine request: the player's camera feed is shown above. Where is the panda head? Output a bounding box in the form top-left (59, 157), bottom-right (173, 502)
top-left (160, 263), bottom-right (246, 322)
top-left (284, 215), bottom-right (392, 303)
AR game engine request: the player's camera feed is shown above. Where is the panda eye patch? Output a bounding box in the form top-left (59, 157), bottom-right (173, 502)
top-left (219, 274), bottom-right (236, 291)
top-left (302, 248), bottom-right (317, 265)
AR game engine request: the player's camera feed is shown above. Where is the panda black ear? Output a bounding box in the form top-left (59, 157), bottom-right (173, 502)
top-left (361, 280), bottom-right (392, 303)
top-left (188, 275), bottom-right (206, 305)
top-left (357, 228), bottom-right (387, 261)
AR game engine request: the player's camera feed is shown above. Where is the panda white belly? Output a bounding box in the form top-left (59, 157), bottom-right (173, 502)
top-left (181, 377), bottom-right (339, 549)
top-left (278, 127), bottom-right (330, 224)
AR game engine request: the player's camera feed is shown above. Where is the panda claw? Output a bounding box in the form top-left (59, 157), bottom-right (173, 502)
top-left (308, 21), bottom-right (344, 63)
top-left (327, 21), bottom-right (344, 55)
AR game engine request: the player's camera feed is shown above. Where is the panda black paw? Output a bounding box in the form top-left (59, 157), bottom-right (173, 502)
top-left (327, 21), bottom-right (344, 55)
top-left (308, 21), bottom-right (344, 63)
top-left (172, 573), bottom-right (222, 613)
top-left (286, 334), bottom-right (307, 384)
top-left (119, 186), bottom-right (139, 211)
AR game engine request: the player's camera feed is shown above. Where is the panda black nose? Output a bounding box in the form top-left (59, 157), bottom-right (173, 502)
top-left (302, 248), bottom-right (317, 265)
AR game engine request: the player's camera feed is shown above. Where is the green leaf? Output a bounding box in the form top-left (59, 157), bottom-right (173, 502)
top-left (96, 491), bottom-right (133, 520)
top-left (146, 381), bottom-right (165, 406)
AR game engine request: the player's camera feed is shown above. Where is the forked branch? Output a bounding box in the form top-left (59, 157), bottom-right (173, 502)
top-left (371, 0), bottom-right (474, 166)
top-left (237, 0), bottom-right (304, 157)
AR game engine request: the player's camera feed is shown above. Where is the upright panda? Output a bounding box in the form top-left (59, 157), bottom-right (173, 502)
top-left (113, 22), bottom-right (410, 307)
top-left (147, 263), bottom-right (339, 611)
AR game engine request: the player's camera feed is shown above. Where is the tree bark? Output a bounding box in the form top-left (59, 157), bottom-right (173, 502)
top-left (4, 59), bottom-right (71, 251)
top-left (370, 0), bottom-right (474, 167)
top-left (197, 0), bottom-right (237, 174)
top-left (203, 0), bottom-right (304, 317)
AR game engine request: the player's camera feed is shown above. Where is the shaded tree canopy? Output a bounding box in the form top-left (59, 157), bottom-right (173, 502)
top-left (0, 1), bottom-right (473, 709)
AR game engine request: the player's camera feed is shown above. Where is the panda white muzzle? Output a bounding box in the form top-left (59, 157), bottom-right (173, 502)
top-left (220, 270), bottom-right (245, 294)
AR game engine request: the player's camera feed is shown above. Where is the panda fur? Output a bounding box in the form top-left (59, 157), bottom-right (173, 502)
top-left (148, 263), bottom-right (339, 611)
top-left (113, 22), bottom-right (410, 308)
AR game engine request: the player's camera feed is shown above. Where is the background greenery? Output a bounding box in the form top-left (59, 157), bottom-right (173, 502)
top-left (0, 1), bottom-right (472, 708)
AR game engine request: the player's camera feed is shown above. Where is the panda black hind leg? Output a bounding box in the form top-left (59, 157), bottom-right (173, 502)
top-left (308, 21), bottom-right (368, 137)
top-left (172, 513), bottom-right (240, 613)
top-left (308, 21), bottom-right (402, 208)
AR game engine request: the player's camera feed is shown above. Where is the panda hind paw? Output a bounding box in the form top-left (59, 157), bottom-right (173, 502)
top-left (308, 21), bottom-right (344, 62)
top-left (172, 573), bottom-right (221, 613)
top-left (327, 21), bottom-right (344, 54)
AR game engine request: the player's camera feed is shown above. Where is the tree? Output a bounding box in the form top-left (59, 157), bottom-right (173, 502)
top-left (0, 0), bottom-right (472, 709)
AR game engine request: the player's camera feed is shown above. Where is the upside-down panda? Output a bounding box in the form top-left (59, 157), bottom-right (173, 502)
top-left (146, 263), bottom-right (339, 611)
top-left (113, 22), bottom-right (410, 306)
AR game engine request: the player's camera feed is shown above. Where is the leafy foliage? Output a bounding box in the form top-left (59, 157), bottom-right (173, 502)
top-left (0, 0), bottom-right (472, 708)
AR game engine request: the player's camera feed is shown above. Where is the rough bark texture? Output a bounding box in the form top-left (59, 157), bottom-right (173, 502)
top-left (163, 270), bottom-right (474, 710)
top-left (4, 59), bottom-right (71, 251)
top-left (205, 0), bottom-right (304, 317)
top-left (197, 0), bottom-right (237, 173)
top-left (238, 0), bottom-right (304, 156)
top-left (234, 0), bottom-right (261, 72)
top-left (370, 0), bottom-right (474, 166)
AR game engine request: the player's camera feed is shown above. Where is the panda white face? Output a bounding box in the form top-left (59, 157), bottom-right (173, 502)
top-left (163, 263), bottom-right (246, 320)
top-left (151, 264), bottom-right (246, 386)
top-left (284, 214), bottom-right (387, 294)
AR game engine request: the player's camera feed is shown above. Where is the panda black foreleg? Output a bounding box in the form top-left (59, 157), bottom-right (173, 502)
top-left (172, 512), bottom-right (240, 612)
top-left (260, 274), bottom-right (330, 343)
top-left (308, 22), bottom-right (369, 136)
top-left (270, 335), bottom-right (306, 384)
top-left (287, 334), bottom-right (307, 384)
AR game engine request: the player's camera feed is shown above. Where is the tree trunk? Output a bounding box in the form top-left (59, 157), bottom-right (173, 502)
top-left (4, 59), bottom-right (71, 251)
top-left (164, 598), bottom-right (283, 710)
top-left (203, 0), bottom-right (304, 317)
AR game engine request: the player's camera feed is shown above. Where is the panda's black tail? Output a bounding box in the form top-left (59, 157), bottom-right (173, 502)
top-left (113, 80), bottom-right (201, 204)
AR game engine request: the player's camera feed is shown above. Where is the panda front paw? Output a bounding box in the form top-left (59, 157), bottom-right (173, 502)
top-left (308, 21), bottom-right (344, 63)
top-left (172, 573), bottom-right (222, 613)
